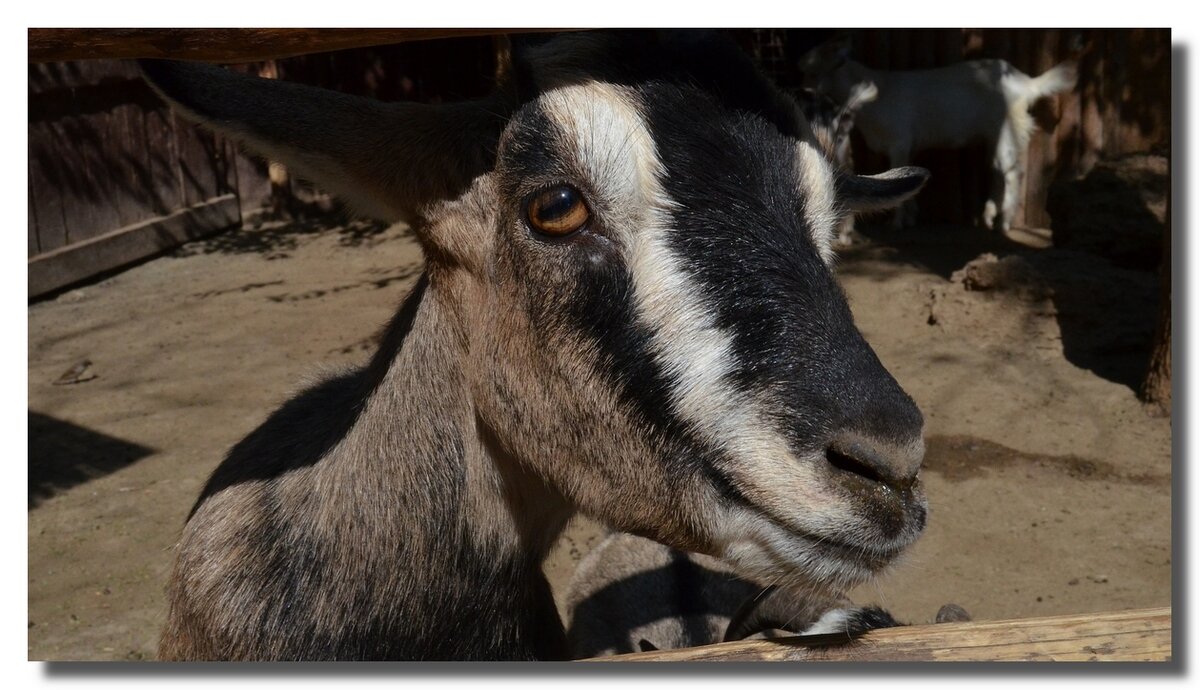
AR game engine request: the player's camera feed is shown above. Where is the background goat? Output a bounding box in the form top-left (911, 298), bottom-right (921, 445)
top-left (145, 30), bottom-right (930, 661)
top-left (801, 37), bottom-right (1077, 231)
top-left (794, 81), bottom-right (879, 245)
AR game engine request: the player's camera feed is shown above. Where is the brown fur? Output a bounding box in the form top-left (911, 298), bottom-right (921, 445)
top-left (145, 31), bottom-right (932, 661)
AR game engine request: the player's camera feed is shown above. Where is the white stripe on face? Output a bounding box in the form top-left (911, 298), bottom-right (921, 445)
top-left (795, 141), bottom-right (839, 265)
top-left (538, 85), bottom-right (850, 540)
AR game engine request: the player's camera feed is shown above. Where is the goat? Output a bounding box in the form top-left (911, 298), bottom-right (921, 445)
top-left (801, 37), bottom-right (1077, 231)
top-left (144, 30), bottom-right (931, 661)
top-left (567, 532), bottom-right (966, 656)
top-left (793, 81), bottom-right (879, 245)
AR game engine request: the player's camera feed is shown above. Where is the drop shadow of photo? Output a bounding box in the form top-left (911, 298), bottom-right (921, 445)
top-left (29, 411), bottom-right (156, 509)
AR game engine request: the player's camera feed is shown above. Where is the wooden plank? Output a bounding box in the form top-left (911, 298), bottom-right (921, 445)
top-left (28, 135), bottom-right (58, 256)
top-left (28, 194), bottom-right (239, 297)
top-left (73, 60), bottom-right (149, 236)
top-left (172, 114), bottom-right (223, 207)
top-left (588, 607), bottom-right (1171, 662)
top-left (34, 60), bottom-right (124, 245)
top-left (27, 118), bottom-right (76, 252)
top-left (140, 104), bottom-right (182, 215)
top-left (28, 28), bottom-right (565, 63)
top-left (61, 111), bottom-right (122, 244)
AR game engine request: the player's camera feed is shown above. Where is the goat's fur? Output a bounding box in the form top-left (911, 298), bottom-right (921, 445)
top-left (793, 81), bottom-right (879, 244)
top-left (146, 30), bottom-right (932, 661)
top-left (801, 38), bottom-right (1077, 230)
top-left (565, 531), bottom-right (857, 656)
top-left (567, 533), bottom-right (970, 656)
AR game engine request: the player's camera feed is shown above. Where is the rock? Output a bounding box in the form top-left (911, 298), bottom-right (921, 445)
top-left (950, 253), bottom-right (1051, 300)
top-left (935, 603), bottom-right (972, 623)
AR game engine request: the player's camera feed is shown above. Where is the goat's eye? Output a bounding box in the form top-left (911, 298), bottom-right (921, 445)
top-left (525, 185), bottom-right (590, 237)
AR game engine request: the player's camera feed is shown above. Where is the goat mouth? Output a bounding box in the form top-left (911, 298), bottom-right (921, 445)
top-left (754, 501), bottom-right (923, 577)
top-left (798, 531), bottom-right (908, 571)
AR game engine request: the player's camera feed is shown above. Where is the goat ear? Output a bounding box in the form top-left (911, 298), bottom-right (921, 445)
top-left (830, 37), bottom-right (853, 67)
top-left (845, 81), bottom-right (879, 110)
top-left (140, 60), bottom-right (503, 225)
top-left (836, 166), bottom-right (930, 213)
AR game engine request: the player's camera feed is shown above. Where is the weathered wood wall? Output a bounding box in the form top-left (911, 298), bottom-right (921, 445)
top-left (27, 34), bottom-right (497, 297)
top-left (27, 29), bottom-right (1170, 297)
top-left (28, 61), bottom-right (238, 253)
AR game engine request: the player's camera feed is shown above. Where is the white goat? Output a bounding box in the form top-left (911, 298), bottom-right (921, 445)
top-left (802, 38), bottom-right (1077, 231)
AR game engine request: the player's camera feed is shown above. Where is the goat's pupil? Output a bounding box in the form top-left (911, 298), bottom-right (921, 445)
top-left (540, 188), bottom-right (575, 218)
top-left (526, 185), bottom-right (589, 236)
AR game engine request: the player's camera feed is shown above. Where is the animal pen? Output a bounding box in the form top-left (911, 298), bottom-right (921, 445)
top-left (27, 28), bottom-right (1173, 662)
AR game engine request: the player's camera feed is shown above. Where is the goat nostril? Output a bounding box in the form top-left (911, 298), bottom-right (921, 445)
top-left (824, 435), bottom-right (919, 492)
top-left (825, 445), bottom-right (887, 486)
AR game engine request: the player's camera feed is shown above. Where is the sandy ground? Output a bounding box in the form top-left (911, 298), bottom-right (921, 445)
top-left (27, 216), bottom-right (1171, 660)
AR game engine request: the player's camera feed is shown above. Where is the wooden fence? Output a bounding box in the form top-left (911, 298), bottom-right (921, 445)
top-left (27, 29), bottom-right (1170, 297)
top-left (28, 59), bottom-right (240, 296)
top-left (27, 33), bottom-right (498, 297)
top-left (588, 606), bottom-right (1172, 662)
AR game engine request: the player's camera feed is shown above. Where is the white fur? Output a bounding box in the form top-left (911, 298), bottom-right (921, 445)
top-left (800, 608), bottom-right (853, 636)
top-left (795, 142), bottom-right (839, 264)
top-left (539, 84), bottom-right (870, 575)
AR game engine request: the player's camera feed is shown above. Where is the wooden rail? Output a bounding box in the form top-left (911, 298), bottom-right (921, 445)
top-left (587, 607), bottom-right (1172, 662)
top-left (28, 28), bottom-right (568, 63)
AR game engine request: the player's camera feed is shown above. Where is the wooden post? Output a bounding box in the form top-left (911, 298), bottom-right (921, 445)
top-left (1142, 192), bottom-right (1172, 411)
top-left (585, 607), bottom-right (1171, 662)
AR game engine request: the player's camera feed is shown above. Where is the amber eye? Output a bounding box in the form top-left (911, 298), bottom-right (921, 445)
top-left (525, 185), bottom-right (590, 237)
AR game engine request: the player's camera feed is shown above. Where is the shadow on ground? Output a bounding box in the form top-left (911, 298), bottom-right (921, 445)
top-left (29, 412), bottom-right (156, 509)
top-left (173, 212), bottom-right (395, 260)
top-left (841, 219), bottom-right (1161, 394)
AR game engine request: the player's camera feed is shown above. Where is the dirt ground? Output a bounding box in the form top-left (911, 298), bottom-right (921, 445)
top-left (27, 215), bottom-right (1171, 660)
